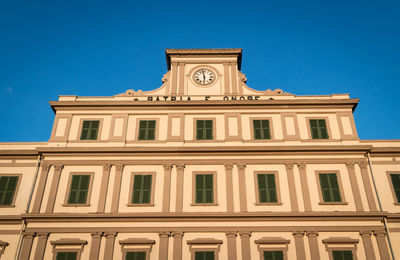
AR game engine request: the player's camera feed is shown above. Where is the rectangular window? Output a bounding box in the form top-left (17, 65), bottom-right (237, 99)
top-left (309, 119), bottom-right (329, 139)
top-left (195, 174), bottom-right (214, 204)
top-left (67, 175), bottom-right (91, 204)
top-left (131, 175), bottom-right (152, 204)
top-left (56, 252), bottom-right (77, 260)
top-left (390, 174), bottom-right (400, 203)
top-left (319, 173), bottom-right (342, 202)
top-left (80, 120), bottom-right (100, 140)
top-left (138, 120), bottom-right (156, 140)
top-left (195, 251), bottom-right (215, 260)
top-left (332, 250), bottom-right (353, 260)
top-left (0, 176), bottom-right (19, 206)
top-left (257, 174), bottom-right (278, 203)
top-left (126, 252), bottom-right (146, 260)
top-left (253, 119), bottom-right (271, 140)
top-left (263, 250), bottom-right (284, 260)
top-left (196, 120), bottom-right (213, 140)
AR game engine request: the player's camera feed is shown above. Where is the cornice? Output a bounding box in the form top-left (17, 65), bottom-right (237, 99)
top-left (49, 99), bottom-right (359, 113)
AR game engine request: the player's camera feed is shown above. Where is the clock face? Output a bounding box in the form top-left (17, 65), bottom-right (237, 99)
top-left (193, 68), bottom-right (216, 85)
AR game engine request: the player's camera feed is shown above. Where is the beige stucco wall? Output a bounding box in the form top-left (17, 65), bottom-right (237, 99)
top-left (370, 164), bottom-right (400, 212)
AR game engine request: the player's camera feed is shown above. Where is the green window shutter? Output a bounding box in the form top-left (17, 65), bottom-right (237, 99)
top-left (126, 252), bottom-right (146, 260)
top-left (332, 250), bottom-right (353, 260)
top-left (319, 173), bottom-right (342, 202)
top-left (0, 176), bottom-right (19, 205)
top-left (80, 120), bottom-right (100, 140)
top-left (263, 250), bottom-right (284, 260)
top-left (138, 120), bottom-right (156, 140)
top-left (56, 252), bottom-right (77, 260)
top-left (257, 174), bottom-right (277, 203)
top-left (195, 251), bottom-right (215, 260)
top-left (131, 175), bottom-right (152, 204)
top-left (195, 174), bottom-right (213, 203)
top-left (390, 174), bottom-right (400, 203)
top-left (310, 119), bottom-right (329, 139)
top-left (196, 120), bottom-right (213, 140)
top-left (253, 120), bottom-right (271, 140)
top-left (67, 175), bottom-right (90, 204)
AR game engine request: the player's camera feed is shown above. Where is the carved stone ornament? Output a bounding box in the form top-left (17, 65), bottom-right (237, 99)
top-left (238, 71), bottom-right (247, 83)
top-left (239, 231), bottom-right (252, 237)
top-left (176, 164), bottom-right (185, 171)
top-left (116, 89), bottom-right (144, 96)
top-left (358, 161), bottom-right (368, 169)
top-left (237, 163), bottom-right (246, 170)
top-left (345, 162), bottom-right (356, 168)
top-left (264, 89), bottom-right (292, 96)
top-left (163, 163), bottom-right (173, 171)
top-left (285, 162), bottom-right (294, 170)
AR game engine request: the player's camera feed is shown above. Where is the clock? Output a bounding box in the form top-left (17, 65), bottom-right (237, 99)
top-left (193, 68), bottom-right (216, 85)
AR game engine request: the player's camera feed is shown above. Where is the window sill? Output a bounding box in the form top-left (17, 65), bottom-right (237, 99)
top-left (243, 139), bottom-right (284, 143)
top-left (191, 203), bottom-right (219, 206)
top-left (68, 140), bottom-right (107, 143)
top-left (393, 202), bottom-right (400, 206)
top-left (254, 202), bottom-right (283, 206)
top-left (185, 140), bottom-right (223, 143)
top-left (0, 205), bottom-right (15, 208)
top-left (62, 204), bottom-right (91, 207)
top-left (126, 204), bottom-right (155, 207)
top-left (302, 139), bottom-right (341, 142)
top-left (319, 202), bottom-right (348, 205)
top-left (127, 140), bottom-right (166, 143)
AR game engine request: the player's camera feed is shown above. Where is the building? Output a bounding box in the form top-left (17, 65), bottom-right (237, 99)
top-left (0, 48), bottom-right (399, 260)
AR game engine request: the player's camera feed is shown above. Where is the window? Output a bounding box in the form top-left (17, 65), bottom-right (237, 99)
top-left (195, 174), bottom-right (214, 204)
top-left (322, 237), bottom-right (358, 260)
top-left (319, 173), bottom-right (342, 202)
top-left (263, 251), bottom-right (284, 260)
top-left (66, 174), bottom-right (92, 205)
top-left (126, 252), bottom-right (146, 260)
top-left (80, 120), bottom-right (100, 140)
top-left (131, 175), bottom-right (152, 204)
top-left (138, 120), bottom-right (156, 140)
top-left (196, 120), bottom-right (213, 140)
top-left (56, 252), bottom-right (77, 260)
top-left (253, 120), bottom-right (271, 140)
top-left (332, 250), bottom-right (353, 260)
top-left (309, 119), bottom-right (329, 139)
top-left (390, 174), bottom-right (400, 203)
top-left (0, 176), bottom-right (19, 206)
top-left (257, 174), bottom-right (278, 203)
top-left (195, 251), bottom-right (215, 260)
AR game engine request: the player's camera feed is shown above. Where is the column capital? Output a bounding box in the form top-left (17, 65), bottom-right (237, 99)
top-left (306, 231), bottom-right (319, 237)
top-left (22, 232), bottom-right (36, 238)
top-left (91, 232), bottom-right (103, 238)
top-left (103, 164), bottom-right (112, 171)
top-left (36, 232), bottom-right (49, 238)
top-left (175, 164), bottom-right (185, 171)
top-left (239, 231), bottom-right (251, 237)
top-left (224, 163), bottom-right (233, 171)
top-left (171, 231), bottom-right (184, 238)
top-left (163, 163), bottom-right (173, 171)
top-left (41, 163), bottom-right (51, 171)
top-left (159, 232), bottom-right (170, 238)
top-left (358, 161), bottom-right (368, 169)
top-left (346, 162), bottom-right (356, 168)
top-left (359, 230), bottom-right (373, 237)
top-left (225, 231), bottom-right (237, 238)
top-left (104, 232), bottom-right (117, 238)
top-left (171, 62), bottom-right (178, 67)
top-left (285, 162), bottom-right (294, 170)
top-left (115, 164), bottom-right (124, 171)
top-left (297, 162), bottom-right (307, 170)
top-left (373, 230), bottom-right (387, 237)
top-left (292, 231), bottom-right (305, 237)
top-left (237, 163), bottom-right (246, 170)
top-left (53, 164), bottom-right (63, 172)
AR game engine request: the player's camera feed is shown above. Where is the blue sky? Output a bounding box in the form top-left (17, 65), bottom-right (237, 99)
top-left (0, 0), bottom-right (399, 141)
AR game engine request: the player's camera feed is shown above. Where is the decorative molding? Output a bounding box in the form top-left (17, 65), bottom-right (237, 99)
top-left (285, 162), bottom-right (294, 170)
top-left (292, 231), bottom-right (305, 237)
top-left (163, 163), bottom-right (172, 171)
top-left (225, 231), bottom-right (237, 238)
top-left (239, 231), bottom-right (252, 237)
top-left (187, 238), bottom-right (223, 245)
top-left (306, 231), bottom-right (319, 237)
top-left (346, 162), bottom-right (356, 168)
top-left (358, 161), bottom-right (368, 169)
top-left (237, 163), bottom-right (246, 170)
top-left (255, 237), bottom-right (290, 244)
top-left (102, 164), bottom-right (112, 171)
top-left (119, 238), bottom-right (156, 245)
top-left (53, 164), bottom-right (63, 172)
top-left (264, 89), bottom-right (292, 95)
top-left (297, 162), bottom-right (306, 170)
top-left (224, 163), bottom-right (233, 171)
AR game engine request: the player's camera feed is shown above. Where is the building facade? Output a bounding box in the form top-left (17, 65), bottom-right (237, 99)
top-left (0, 49), bottom-right (400, 260)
